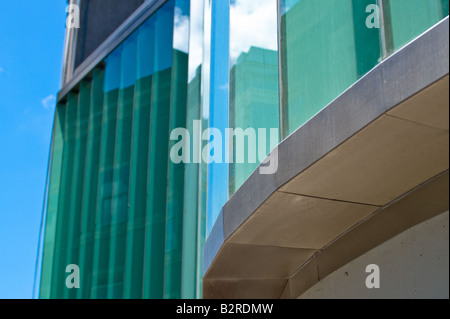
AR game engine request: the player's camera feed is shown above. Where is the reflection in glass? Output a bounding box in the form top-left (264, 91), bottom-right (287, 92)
top-left (383, 0), bottom-right (449, 52)
top-left (280, 0), bottom-right (381, 138)
top-left (182, 0), bottom-right (205, 299)
top-left (229, 0), bottom-right (280, 195)
top-left (207, 0), bottom-right (230, 234)
top-left (40, 0), bottom-right (198, 299)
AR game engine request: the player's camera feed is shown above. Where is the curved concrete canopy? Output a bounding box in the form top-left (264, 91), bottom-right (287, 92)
top-left (203, 18), bottom-right (449, 299)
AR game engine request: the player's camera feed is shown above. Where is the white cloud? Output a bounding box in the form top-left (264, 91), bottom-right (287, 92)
top-left (41, 95), bottom-right (56, 109)
top-left (173, 0), bottom-right (278, 79)
top-left (230, 0), bottom-right (278, 64)
top-left (173, 7), bottom-right (190, 54)
top-left (187, 0), bottom-right (204, 82)
top-left (0, 67), bottom-right (4, 73)
top-left (172, 1), bottom-right (205, 82)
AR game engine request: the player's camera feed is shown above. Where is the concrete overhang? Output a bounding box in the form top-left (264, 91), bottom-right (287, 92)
top-left (203, 17), bottom-right (449, 299)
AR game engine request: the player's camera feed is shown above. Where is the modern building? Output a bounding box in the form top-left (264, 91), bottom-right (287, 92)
top-left (37, 0), bottom-right (449, 299)
top-left (38, 0), bottom-right (203, 299)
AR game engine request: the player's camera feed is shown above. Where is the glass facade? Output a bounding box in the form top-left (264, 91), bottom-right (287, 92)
top-left (205, 0), bottom-right (448, 232)
top-left (383, 0), bottom-right (449, 52)
top-left (280, 0), bottom-right (381, 138)
top-left (40, 0), bottom-right (448, 298)
top-left (229, 0), bottom-right (280, 195)
top-left (40, 0), bottom-right (204, 299)
top-left (279, 0), bottom-right (449, 138)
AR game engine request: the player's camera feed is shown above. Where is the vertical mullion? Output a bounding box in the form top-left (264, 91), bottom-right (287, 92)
top-left (181, 69), bottom-right (201, 298)
top-left (181, 0), bottom-right (204, 299)
top-left (378, 0), bottom-right (389, 58)
top-left (277, 0), bottom-right (285, 139)
top-left (278, 0), bottom-right (290, 140)
top-left (379, 0), bottom-right (394, 56)
top-left (196, 0), bottom-right (211, 298)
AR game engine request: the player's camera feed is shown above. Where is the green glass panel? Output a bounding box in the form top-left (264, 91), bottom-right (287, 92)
top-left (229, 0), bottom-right (280, 195)
top-left (123, 16), bottom-right (156, 299)
top-left (280, 0), bottom-right (381, 138)
top-left (39, 103), bottom-right (66, 299)
top-left (229, 48), bottom-right (280, 194)
top-left (50, 93), bottom-right (78, 298)
top-left (91, 48), bottom-right (121, 299)
top-left (143, 0), bottom-right (175, 299)
top-left (64, 80), bottom-right (91, 299)
top-left (77, 69), bottom-right (105, 299)
top-left (40, 0), bottom-right (203, 299)
top-left (107, 33), bottom-right (138, 299)
top-left (384, 0), bottom-right (449, 52)
top-left (164, 0), bottom-right (190, 299)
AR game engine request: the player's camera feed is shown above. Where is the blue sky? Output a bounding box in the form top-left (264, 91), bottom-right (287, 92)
top-left (0, 2), bottom-right (66, 298)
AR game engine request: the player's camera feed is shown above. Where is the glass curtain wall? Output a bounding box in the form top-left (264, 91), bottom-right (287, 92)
top-left (229, 0), bottom-right (280, 195)
top-left (40, 0), bottom-right (205, 299)
top-left (40, 0), bottom-right (449, 297)
top-left (205, 0), bottom-right (448, 234)
top-left (206, 0), bottom-right (280, 233)
top-left (279, 0), bottom-right (449, 138)
top-left (279, 0), bottom-right (382, 138)
top-left (382, 0), bottom-right (449, 53)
